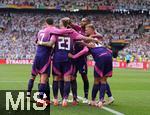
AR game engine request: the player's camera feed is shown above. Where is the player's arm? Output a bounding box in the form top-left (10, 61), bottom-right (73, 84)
top-left (83, 37), bottom-right (100, 43)
top-left (63, 17), bottom-right (82, 31)
top-left (34, 32), bottom-right (38, 44)
top-left (72, 29), bottom-right (100, 43)
top-left (75, 34), bottom-right (100, 44)
top-left (76, 41), bottom-right (95, 48)
top-left (51, 27), bottom-right (76, 35)
top-left (38, 41), bottom-right (54, 47)
top-left (37, 35), bottom-right (56, 47)
top-left (90, 34), bottom-right (104, 41)
top-left (35, 39), bottom-right (38, 44)
top-left (68, 46), bottom-right (89, 59)
top-left (69, 23), bottom-right (82, 31)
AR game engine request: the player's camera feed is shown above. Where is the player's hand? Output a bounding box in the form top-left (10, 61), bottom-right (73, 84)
top-left (95, 39), bottom-right (100, 44)
top-left (88, 42), bottom-right (95, 48)
top-left (37, 41), bottom-right (43, 45)
top-left (75, 41), bottom-right (84, 44)
top-left (68, 53), bottom-right (74, 58)
top-left (90, 37), bottom-right (100, 44)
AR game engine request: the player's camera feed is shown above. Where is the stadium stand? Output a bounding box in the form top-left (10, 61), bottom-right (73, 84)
top-left (0, 0), bottom-right (149, 10)
top-left (0, 1), bottom-right (149, 61)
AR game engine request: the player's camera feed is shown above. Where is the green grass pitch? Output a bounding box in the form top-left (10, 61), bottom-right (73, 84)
top-left (0, 64), bottom-right (150, 115)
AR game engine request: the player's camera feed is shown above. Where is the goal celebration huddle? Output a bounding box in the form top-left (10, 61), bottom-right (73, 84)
top-left (26, 17), bottom-right (114, 108)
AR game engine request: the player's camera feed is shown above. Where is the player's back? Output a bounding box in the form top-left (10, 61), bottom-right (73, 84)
top-left (53, 27), bottom-right (84, 62)
top-left (91, 43), bottom-right (111, 60)
top-left (53, 33), bottom-right (74, 62)
top-left (89, 35), bottom-right (110, 61)
top-left (36, 27), bottom-right (55, 56)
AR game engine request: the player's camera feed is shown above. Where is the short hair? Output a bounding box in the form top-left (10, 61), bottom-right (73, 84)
top-left (45, 17), bottom-right (53, 25)
top-left (86, 24), bottom-right (95, 30)
top-left (82, 18), bottom-right (91, 23)
top-left (61, 18), bottom-right (70, 27)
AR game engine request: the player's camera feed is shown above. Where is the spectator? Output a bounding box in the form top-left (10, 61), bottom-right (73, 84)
top-left (0, 12), bottom-right (149, 60)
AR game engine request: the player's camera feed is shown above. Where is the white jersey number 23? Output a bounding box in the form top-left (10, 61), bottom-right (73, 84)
top-left (58, 37), bottom-right (71, 50)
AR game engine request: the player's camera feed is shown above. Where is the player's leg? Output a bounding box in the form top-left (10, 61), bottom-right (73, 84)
top-left (52, 61), bottom-right (62, 106)
top-left (92, 78), bottom-right (100, 104)
top-left (97, 77), bottom-right (107, 108)
top-left (97, 81), bottom-right (113, 105)
top-left (62, 62), bottom-right (72, 107)
top-left (37, 73), bottom-right (49, 106)
top-left (106, 82), bottom-right (112, 97)
top-left (78, 61), bottom-right (89, 103)
top-left (97, 53), bottom-right (113, 108)
top-left (44, 61), bottom-right (51, 103)
top-left (27, 75), bottom-right (36, 97)
top-left (62, 76), bottom-right (71, 107)
top-left (93, 59), bottom-right (105, 108)
top-left (27, 58), bottom-right (38, 97)
top-left (104, 56), bottom-right (114, 105)
top-left (40, 63), bottom-right (51, 103)
top-left (89, 64), bottom-right (102, 106)
top-left (89, 77), bottom-right (100, 106)
top-left (104, 82), bottom-right (114, 105)
top-left (59, 77), bottom-right (64, 100)
top-left (52, 76), bottom-right (59, 106)
top-left (39, 74), bottom-right (49, 98)
top-left (71, 64), bottom-right (78, 105)
top-left (37, 56), bottom-right (51, 106)
top-left (81, 73), bottom-right (89, 103)
top-left (45, 81), bottom-right (50, 104)
top-left (71, 76), bottom-right (78, 105)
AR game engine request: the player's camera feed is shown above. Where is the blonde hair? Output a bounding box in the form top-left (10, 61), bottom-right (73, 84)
top-left (86, 24), bottom-right (95, 30)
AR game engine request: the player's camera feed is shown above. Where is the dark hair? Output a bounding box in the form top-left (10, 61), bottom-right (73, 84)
top-left (61, 18), bottom-right (70, 27)
top-left (46, 17), bottom-right (54, 25)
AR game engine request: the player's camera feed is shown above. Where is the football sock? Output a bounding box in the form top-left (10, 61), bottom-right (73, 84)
top-left (53, 81), bottom-right (58, 99)
top-left (71, 79), bottom-right (77, 101)
top-left (81, 74), bottom-right (89, 99)
top-left (92, 84), bottom-right (99, 101)
top-left (59, 80), bottom-right (64, 99)
top-left (45, 82), bottom-right (50, 100)
top-left (27, 78), bottom-right (35, 96)
top-left (38, 83), bottom-right (46, 99)
top-left (63, 81), bottom-right (71, 99)
top-left (99, 83), bottom-right (106, 101)
top-left (106, 82), bottom-right (112, 97)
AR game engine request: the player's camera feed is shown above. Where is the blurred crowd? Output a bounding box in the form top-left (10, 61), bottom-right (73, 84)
top-left (0, 12), bottom-right (149, 61)
top-left (0, 0), bottom-right (149, 10)
top-left (118, 35), bottom-right (150, 62)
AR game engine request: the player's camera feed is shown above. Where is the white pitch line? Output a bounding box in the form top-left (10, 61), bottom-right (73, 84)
top-left (0, 81), bottom-right (124, 115)
top-left (50, 85), bottom-right (125, 115)
top-left (102, 107), bottom-right (124, 115)
top-left (77, 95), bottom-right (124, 115)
